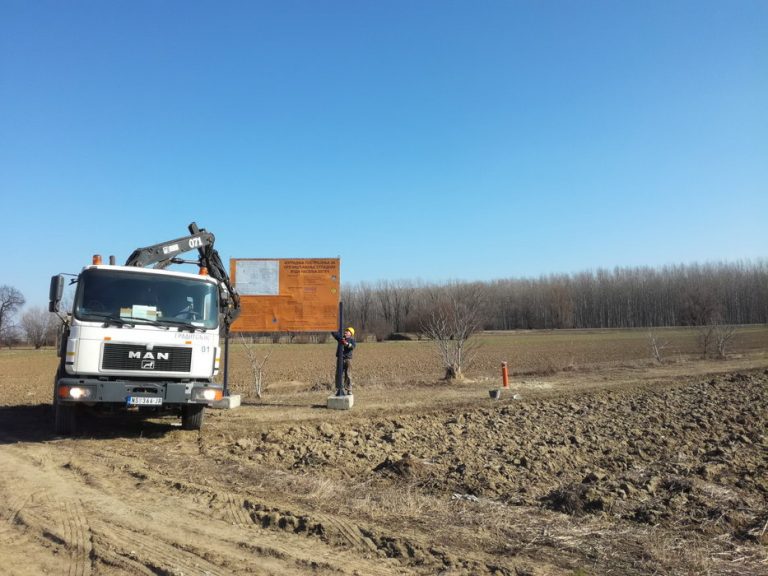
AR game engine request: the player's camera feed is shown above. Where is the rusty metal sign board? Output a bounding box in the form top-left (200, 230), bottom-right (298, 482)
top-left (229, 258), bottom-right (340, 332)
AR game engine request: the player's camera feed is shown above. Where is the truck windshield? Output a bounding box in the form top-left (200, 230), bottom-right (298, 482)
top-left (74, 269), bottom-right (219, 330)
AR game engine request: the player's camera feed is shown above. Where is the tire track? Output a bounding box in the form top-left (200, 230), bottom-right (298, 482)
top-left (0, 445), bottom-right (94, 576)
top-left (226, 493), bottom-right (253, 527)
top-left (92, 520), bottom-right (228, 576)
top-left (64, 498), bottom-right (92, 576)
top-left (27, 493), bottom-right (92, 576)
top-left (14, 492), bottom-right (63, 544)
top-left (0, 485), bottom-right (92, 576)
top-left (314, 513), bottom-right (380, 554)
top-left (131, 470), bottom-right (404, 568)
top-left (0, 491), bottom-right (37, 526)
top-left (89, 539), bottom-right (157, 576)
top-left (0, 491), bottom-right (36, 544)
top-left (0, 437), bottom-right (420, 575)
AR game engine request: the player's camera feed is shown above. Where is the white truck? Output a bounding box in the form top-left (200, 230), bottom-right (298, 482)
top-left (48, 223), bottom-right (240, 435)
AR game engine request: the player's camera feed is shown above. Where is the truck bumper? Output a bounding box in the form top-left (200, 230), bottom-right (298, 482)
top-left (56, 377), bottom-right (222, 405)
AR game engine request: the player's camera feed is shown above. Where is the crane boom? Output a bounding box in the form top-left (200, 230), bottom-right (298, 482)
top-left (124, 222), bottom-right (240, 329)
top-left (124, 225), bottom-right (214, 268)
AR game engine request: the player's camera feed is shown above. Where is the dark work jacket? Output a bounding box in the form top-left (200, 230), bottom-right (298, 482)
top-left (332, 332), bottom-right (356, 360)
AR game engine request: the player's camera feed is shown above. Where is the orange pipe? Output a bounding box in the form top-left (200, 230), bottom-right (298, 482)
top-left (501, 361), bottom-right (509, 389)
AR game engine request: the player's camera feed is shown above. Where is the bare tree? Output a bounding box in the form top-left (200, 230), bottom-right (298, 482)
top-left (0, 325), bottom-right (21, 349)
top-left (648, 330), bottom-right (669, 364)
top-left (697, 324), bottom-right (716, 359)
top-left (0, 286), bottom-right (25, 347)
top-left (239, 334), bottom-right (272, 398)
top-left (21, 306), bottom-right (57, 349)
top-left (356, 282), bottom-right (375, 331)
top-left (375, 280), bottom-right (416, 335)
top-left (376, 280), bottom-right (397, 334)
top-left (647, 329), bottom-right (670, 364)
top-left (713, 324), bottom-right (738, 359)
top-left (344, 281), bottom-right (375, 332)
top-left (421, 284), bottom-right (484, 380)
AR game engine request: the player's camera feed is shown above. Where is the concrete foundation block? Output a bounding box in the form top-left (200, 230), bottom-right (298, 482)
top-left (212, 394), bottom-right (241, 410)
top-left (327, 394), bottom-right (354, 410)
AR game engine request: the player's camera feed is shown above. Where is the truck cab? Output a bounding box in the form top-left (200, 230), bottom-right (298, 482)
top-left (49, 223), bottom-right (239, 435)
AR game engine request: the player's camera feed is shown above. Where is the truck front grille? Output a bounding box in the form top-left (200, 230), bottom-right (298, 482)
top-left (102, 343), bottom-right (192, 373)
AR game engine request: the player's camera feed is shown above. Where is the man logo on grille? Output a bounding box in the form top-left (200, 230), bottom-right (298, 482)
top-left (129, 351), bottom-right (169, 360)
top-left (141, 360), bottom-right (155, 370)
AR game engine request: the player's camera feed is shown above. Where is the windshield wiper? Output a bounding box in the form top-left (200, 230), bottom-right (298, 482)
top-left (159, 319), bottom-right (208, 332)
top-left (82, 313), bottom-right (203, 331)
top-left (84, 313), bottom-right (134, 327)
top-left (120, 316), bottom-right (169, 329)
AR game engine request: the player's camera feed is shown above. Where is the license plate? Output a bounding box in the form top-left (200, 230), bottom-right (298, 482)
top-left (127, 396), bottom-right (163, 406)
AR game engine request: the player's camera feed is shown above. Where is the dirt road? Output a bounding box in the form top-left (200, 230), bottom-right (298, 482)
top-left (0, 345), bottom-right (766, 575)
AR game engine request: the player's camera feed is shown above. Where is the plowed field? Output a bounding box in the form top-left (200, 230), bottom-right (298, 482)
top-left (1, 327), bottom-right (767, 575)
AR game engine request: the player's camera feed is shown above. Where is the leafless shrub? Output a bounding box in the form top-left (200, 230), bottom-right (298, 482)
top-left (648, 329), bottom-right (670, 363)
top-left (21, 306), bottom-right (58, 349)
top-left (713, 324), bottom-right (737, 359)
top-left (697, 323), bottom-right (738, 359)
top-left (421, 284), bottom-right (484, 380)
top-left (697, 324), bottom-right (716, 359)
top-left (238, 334), bottom-right (272, 398)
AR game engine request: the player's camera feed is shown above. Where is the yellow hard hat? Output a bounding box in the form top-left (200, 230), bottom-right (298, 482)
top-left (346, 327), bottom-right (355, 336)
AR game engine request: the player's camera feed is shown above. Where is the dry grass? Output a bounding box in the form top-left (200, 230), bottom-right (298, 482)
top-left (3, 326), bottom-right (768, 405)
top-left (223, 325), bottom-right (768, 398)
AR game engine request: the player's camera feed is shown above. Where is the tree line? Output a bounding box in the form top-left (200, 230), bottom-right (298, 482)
top-left (2, 260), bottom-right (766, 347)
top-left (342, 261), bottom-right (768, 338)
top-left (0, 285), bottom-right (57, 348)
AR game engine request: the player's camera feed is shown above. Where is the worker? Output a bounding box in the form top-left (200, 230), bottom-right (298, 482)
top-left (332, 327), bottom-right (356, 395)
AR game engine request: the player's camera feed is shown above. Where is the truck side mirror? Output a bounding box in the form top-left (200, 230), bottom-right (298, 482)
top-left (49, 275), bottom-right (65, 313)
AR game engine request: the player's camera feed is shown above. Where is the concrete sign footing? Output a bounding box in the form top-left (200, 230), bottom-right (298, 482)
top-left (327, 394), bottom-right (354, 410)
top-left (213, 394), bottom-right (241, 410)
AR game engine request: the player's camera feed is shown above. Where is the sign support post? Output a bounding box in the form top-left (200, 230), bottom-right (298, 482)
top-left (223, 328), bottom-right (231, 396)
top-left (335, 301), bottom-right (344, 396)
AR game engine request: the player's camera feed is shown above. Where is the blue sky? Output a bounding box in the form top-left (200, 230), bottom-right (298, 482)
top-left (2, 0), bottom-right (766, 308)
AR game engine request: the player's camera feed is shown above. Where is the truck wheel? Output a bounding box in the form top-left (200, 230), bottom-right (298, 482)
top-left (181, 404), bottom-right (205, 430)
top-left (54, 401), bottom-right (78, 436)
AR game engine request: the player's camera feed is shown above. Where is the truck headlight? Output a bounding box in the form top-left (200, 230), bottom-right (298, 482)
top-left (59, 386), bottom-right (94, 400)
top-left (192, 387), bottom-right (222, 402)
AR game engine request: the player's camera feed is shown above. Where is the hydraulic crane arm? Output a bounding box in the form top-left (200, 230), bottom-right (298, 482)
top-left (124, 223), bottom-right (241, 330)
top-left (124, 227), bottom-right (215, 269)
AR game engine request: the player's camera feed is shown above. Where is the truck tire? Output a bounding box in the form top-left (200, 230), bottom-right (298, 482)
top-left (181, 404), bottom-right (205, 430)
top-left (54, 400), bottom-right (78, 436)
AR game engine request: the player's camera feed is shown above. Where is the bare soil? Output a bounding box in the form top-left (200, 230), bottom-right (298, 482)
top-left (0, 328), bottom-right (766, 575)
